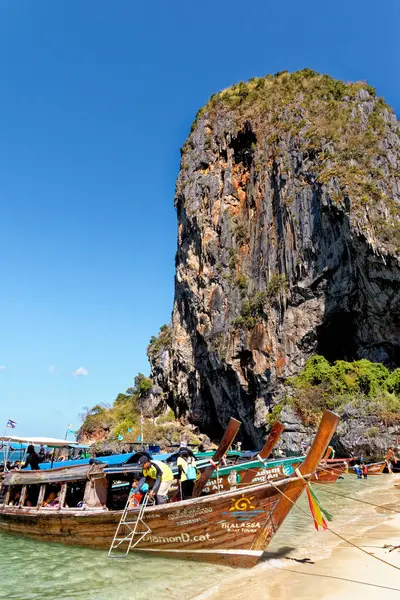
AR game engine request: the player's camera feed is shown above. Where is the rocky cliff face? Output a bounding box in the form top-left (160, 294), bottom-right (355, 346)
top-left (148, 70), bottom-right (400, 450)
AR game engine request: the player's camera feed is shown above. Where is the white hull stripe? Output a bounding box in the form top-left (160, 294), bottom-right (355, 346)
top-left (133, 548), bottom-right (263, 557)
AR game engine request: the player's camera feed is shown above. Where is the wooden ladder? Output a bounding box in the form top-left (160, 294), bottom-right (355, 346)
top-left (108, 492), bottom-right (152, 558)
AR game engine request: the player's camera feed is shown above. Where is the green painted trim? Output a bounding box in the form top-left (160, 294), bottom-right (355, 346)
top-left (209, 455), bottom-right (306, 479)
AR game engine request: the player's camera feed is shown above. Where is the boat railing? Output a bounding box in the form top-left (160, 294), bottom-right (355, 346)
top-left (0, 470), bottom-right (108, 511)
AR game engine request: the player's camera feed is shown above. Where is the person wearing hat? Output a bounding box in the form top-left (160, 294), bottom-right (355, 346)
top-left (135, 456), bottom-right (174, 504)
top-left (177, 449), bottom-right (197, 499)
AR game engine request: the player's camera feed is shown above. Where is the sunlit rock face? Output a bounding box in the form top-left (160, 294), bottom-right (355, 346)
top-left (148, 71), bottom-right (400, 449)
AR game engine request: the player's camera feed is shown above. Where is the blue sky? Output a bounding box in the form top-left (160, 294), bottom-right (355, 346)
top-left (0, 0), bottom-right (399, 438)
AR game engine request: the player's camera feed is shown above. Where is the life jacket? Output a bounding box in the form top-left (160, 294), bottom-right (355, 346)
top-left (143, 460), bottom-right (174, 482)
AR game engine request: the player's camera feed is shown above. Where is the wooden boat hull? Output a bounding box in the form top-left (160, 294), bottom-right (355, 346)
top-left (362, 461), bottom-right (387, 475)
top-left (346, 461), bottom-right (386, 475)
top-left (313, 462), bottom-right (347, 483)
top-left (326, 459), bottom-right (387, 475)
top-left (0, 476), bottom-right (306, 568)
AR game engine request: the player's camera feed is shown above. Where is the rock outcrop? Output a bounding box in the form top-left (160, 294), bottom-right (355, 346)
top-left (148, 70), bottom-right (400, 450)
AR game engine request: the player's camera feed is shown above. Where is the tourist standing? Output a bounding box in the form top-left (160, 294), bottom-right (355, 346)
top-left (22, 445), bottom-right (40, 470)
top-left (177, 449), bottom-right (197, 499)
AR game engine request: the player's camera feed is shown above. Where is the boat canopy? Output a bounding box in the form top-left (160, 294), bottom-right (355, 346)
top-left (0, 435), bottom-right (81, 448)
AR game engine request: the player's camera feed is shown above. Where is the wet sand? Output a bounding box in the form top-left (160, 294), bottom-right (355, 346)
top-left (195, 475), bottom-right (400, 600)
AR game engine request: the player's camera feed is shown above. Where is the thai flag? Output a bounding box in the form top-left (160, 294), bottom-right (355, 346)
top-left (7, 419), bottom-right (17, 429)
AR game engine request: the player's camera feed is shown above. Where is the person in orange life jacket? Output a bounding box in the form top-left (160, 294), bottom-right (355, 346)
top-left (362, 464), bottom-right (368, 478)
top-left (177, 449), bottom-right (197, 499)
top-left (134, 456), bottom-right (174, 504)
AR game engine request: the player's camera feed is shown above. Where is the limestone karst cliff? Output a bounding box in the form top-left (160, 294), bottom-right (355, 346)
top-left (148, 70), bottom-right (400, 452)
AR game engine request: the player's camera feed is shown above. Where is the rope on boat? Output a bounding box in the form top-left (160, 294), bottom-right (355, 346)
top-left (266, 475), bottom-right (400, 574)
top-left (316, 463), bottom-right (351, 477)
top-left (232, 459), bottom-right (348, 488)
top-left (312, 486), bottom-right (400, 514)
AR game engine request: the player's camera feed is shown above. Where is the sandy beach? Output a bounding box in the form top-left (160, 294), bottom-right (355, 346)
top-left (195, 475), bottom-right (400, 600)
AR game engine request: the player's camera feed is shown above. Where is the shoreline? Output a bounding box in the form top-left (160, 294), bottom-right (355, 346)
top-left (194, 475), bottom-right (400, 600)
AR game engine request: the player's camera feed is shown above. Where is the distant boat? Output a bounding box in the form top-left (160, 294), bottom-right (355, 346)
top-left (0, 435), bottom-right (84, 469)
top-left (325, 457), bottom-right (387, 475)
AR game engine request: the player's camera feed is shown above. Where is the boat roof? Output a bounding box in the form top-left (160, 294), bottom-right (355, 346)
top-left (0, 435), bottom-right (81, 448)
top-left (38, 451), bottom-right (136, 470)
top-left (3, 463), bottom-right (98, 485)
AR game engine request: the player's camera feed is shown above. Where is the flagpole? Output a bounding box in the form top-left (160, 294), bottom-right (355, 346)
top-left (2, 421), bottom-right (11, 441)
top-left (2, 419), bottom-right (11, 439)
top-left (3, 419), bottom-right (17, 438)
top-left (2, 420), bottom-right (14, 470)
top-left (1, 423), bottom-right (7, 469)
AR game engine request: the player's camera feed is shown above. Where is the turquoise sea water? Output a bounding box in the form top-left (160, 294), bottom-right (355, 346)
top-left (0, 532), bottom-right (234, 600)
top-left (0, 476), bottom-right (397, 600)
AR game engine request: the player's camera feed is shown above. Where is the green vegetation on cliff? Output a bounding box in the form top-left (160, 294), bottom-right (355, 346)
top-left (147, 323), bottom-right (172, 358)
top-left (187, 69), bottom-right (400, 252)
top-left (79, 372), bottom-right (152, 441)
top-left (79, 369), bottom-right (201, 447)
top-left (287, 355), bottom-right (400, 426)
top-left (235, 275), bottom-right (288, 329)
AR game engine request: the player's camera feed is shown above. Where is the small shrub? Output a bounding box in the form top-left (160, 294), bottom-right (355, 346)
top-left (365, 84), bottom-right (376, 96)
top-left (265, 401), bottom-right (285, 426)
top-left (235, 224), bottom-right (247, 243)
top-left (236, 274), bottom-right (248, 290)
top-left (228, 248), bottom-right (237, 271)
top-left (234, 315), bottom-right (257, 329)
top-left (147, 324), bottom-right (172, 357)
top-left (387, 368), bottom-right (400, 394)
top-left (365, 426), bottom-right (380, 438)
top-left (267, 274), bottom-right (288, 298)
top-left (157, 408), bottom-right (176, 425)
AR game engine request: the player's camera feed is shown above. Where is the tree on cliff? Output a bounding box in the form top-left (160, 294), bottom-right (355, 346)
top-left (78, 373), bottom-right (153, 442)
top-left (126, 373), bottom-right (152, 398)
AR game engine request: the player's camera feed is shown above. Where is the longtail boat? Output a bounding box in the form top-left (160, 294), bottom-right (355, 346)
top-left (321, 445), bottom-right (389, 476)
top-left (104, 422), bottom-right (343, 498)
top-left (326, 458), bottom-right (387, 475)
top-left (353, 461), bottom-right (386, 475)
top-left (0, 411), bottom-right (339, 568)
top-left (314, 461), bottom-right (347, 482)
